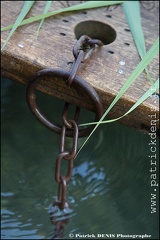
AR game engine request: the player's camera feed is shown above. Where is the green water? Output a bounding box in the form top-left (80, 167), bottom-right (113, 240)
top-left (1, 78), bottom-right (159, 239)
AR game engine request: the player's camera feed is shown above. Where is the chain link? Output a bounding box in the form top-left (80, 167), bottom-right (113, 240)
top-left (52, 35), bottom-right (103, 211)
top-left (26, 34), bottom-right (104, 237)
top-left (54, 103), bottom-right (79, 210)
top-left (67, 35), bottom-right (103, 85)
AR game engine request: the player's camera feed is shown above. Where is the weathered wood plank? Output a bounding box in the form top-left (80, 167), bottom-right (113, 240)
top-left (1, 1), bottom-right (159, 132)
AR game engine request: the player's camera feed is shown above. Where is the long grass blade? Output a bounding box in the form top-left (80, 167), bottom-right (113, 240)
top-left (36, 1), bottom-right (53, 41)
top-left (77, 37), bottom-right (159, 155)
top-left (94, 37), bottom-right (158, 123)
top-left (1, 1), bottom-right (35, 51)
top-left (80, 79), bottom-right (159, 125)
top-left (1, 1), bottom-right (124, 31)
top-left (122, 1), bottom-right (146, 58)
top-left (122, 1), bottom-right (153, 83)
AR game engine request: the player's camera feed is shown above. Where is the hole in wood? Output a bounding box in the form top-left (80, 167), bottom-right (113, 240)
top-left (74, 20), bottom-right (116, 45)
top-left (108, 50), bottom-right (114, 54)
top-left (60, 33), bottom-right (66, 36)
top-left (124, 28), bottom-right (130, 32)
top-left (67, 62), bottom-right (73, 66)
top-left (62, 19), bottom-right (69, 22)
top-left (81, 11), bottom-right (87, 14)
top-left (124, 42), bottom-right (130, 46)
top-left (106, 15), bottom-right (112, 18)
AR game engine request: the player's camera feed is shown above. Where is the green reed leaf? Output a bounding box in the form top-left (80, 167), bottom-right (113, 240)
top-left (77, 37), bottom-right (159, 155)
top-left (122, 1), bottom-right (146, 58)
top-left (1, 1), bottom-right (124, 31)
top-left (80, 79), bottom-right (159, 125)
top-left (122, 1), bottom-right (153, 83)
top-left (36, 1), bottom-right (53, 41)
top-left (1, 1), bottom-right (35, 51)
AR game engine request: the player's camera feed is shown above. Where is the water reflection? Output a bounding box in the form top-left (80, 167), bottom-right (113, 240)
top-left (1, 78), bottom-right (159, 239)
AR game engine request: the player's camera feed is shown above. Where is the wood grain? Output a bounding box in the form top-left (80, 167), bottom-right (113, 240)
top-left (1, 1), bottom-right (159, 133)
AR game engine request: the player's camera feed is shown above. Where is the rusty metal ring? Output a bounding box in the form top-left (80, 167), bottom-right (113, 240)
top-left (26, 68), bottom-right (103, 137)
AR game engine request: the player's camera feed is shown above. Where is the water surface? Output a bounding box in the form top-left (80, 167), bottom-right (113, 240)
top-left (1, 78), bottom-right (159, 239)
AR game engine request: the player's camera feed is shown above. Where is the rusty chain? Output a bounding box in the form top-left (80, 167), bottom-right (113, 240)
top-left (26, 35), bottom-right (104, 237)
top-left (54, 103), bottom-right (79, 210)
top-left (67, 35), bottom-right (103, 85)
top-left (52, 36), bottom-right (104, 210)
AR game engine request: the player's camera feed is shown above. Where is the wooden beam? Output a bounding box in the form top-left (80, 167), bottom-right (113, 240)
top-left (1, 1), bottom-right (159, 132)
